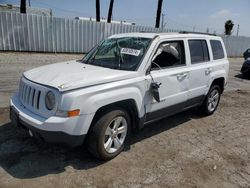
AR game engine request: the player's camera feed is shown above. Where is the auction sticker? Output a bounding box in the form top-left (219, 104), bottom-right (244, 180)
top-left (121, 48), bottom-right (141, 56)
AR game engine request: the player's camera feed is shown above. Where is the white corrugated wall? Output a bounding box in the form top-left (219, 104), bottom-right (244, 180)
top-left (0, 11), bottom-right (249, 56)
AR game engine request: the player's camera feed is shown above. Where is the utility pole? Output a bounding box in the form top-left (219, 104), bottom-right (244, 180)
top-left (161, 13), bottom-right (165, 29)
top-left (96, 0), bottom-right (100, 22)
top-left (29, 0), bottom-right (30, 7)
top-left (20, 0), bottom-right (26, 13)
top-left (155, 0), bottom-right (163, 28)
top-left (107, 0), bottom-right (114, 23)
top-left (236, 24), bottom-right (240, 37)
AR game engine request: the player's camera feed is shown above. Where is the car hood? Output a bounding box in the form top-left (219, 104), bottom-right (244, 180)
top-left (23, 60), bottom-right (138, 92)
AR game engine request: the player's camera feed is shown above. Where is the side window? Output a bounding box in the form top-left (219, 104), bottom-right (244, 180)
top-left (210, 40), bottom-right (225, 60)
top-left (151, 41), bottom-right (186, 69)
top-left (188, 40), bottom-right (210, 64)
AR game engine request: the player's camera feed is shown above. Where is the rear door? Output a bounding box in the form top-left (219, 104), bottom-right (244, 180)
top-left (186, 39), bottom-right (211, 107)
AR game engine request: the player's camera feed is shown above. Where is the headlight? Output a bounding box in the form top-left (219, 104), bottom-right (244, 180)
top-left (45, 91), bottom-right (55, 110)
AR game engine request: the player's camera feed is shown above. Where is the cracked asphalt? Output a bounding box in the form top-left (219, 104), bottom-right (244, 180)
top-left (0, 52), bottom-right (250, 188)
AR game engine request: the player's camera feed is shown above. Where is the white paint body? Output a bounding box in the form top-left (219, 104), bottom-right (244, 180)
top-left (10, 33), bottom-right (229, 137)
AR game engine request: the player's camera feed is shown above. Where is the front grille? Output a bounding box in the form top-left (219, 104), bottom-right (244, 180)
top-left (17, 77), bottom-right (58, 118)
top-left (19, 78), bottom-right (42, 110)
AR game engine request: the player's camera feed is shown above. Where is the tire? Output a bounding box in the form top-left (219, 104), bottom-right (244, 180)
top-left (86, 109), bottom-right (131, 161)
top-left (200, 85), bottom-right (221, 115)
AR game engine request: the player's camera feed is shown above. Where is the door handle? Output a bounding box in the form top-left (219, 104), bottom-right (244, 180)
top-left (205, 68), bottom-right (213, 75)
top-left (176, 73), bottom-right (188, 80)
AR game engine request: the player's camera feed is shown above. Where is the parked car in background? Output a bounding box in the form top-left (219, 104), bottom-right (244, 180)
top-left (10, 32), bottom-right (229, 160)
top-left (241, 48), bottom-right (250, 78)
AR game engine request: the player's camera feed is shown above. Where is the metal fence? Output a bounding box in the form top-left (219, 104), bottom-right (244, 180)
top-left (0, 11), bottom-right (168, 53)
top-left (221, 35), bottom-right (250, 57)
top-left (0, 11), bottom-right (250, 56)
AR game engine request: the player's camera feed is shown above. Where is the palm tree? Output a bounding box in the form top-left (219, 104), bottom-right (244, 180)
top-left (155, 0), bottom-right (163, 28)
top-left (20, 0), bottom-right (26, 13)
top-left (96, 0), bottom-right (100, 22)
top-left (107, 0), bottom-right (114, 23)
top-left (224, 20), bottom-right (234, 35)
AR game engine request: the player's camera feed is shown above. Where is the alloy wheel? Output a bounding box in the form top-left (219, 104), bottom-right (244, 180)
top-left (207, 89), bottom-right (220, 112)
top-left (104, 116), bottom-right (127, 154)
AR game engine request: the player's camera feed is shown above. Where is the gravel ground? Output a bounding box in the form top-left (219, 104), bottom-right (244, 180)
top-left (0, 52), bottom-right (250, 188)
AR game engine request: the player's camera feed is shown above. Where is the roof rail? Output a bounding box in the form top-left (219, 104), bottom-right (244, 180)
top-left (179, 31), bottom-right (217, 36)
top-left (139, 30), bottom-right (161, 33)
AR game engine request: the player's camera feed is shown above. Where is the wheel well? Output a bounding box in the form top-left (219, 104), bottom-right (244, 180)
top-left (211, 77), bottom-right (225, 93)
top-left (90, 99), bottom-right (139, 130)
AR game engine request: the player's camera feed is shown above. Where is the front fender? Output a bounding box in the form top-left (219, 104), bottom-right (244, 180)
top-left (82, 87), bottom-right (145, 116)
top-left (59, 79), bottom-right (146, 118)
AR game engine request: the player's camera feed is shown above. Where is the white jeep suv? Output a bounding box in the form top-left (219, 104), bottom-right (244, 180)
top-left (10, 32), bottom-right (229, 160)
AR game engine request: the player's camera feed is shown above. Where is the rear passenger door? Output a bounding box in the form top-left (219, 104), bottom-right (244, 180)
top-left (186, 39), bottom-right (211, 106)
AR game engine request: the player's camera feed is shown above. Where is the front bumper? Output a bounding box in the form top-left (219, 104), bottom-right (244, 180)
top-left (10, 94), bottom-right (94, 147)
top-left (19, 117), bottom-right (85, 147)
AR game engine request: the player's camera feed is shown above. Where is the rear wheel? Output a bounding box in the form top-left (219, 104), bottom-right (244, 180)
top-left (87, 109), bottom-right (130, 160)
top-left (200, 85), bottom-right (221, 115)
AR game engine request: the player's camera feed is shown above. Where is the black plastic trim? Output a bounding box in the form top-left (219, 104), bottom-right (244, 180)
top-left (144, 95), bottom-right (205, 125)
top-left (19, 119), bottom-right (86, 147)
top-left (179, 31), bottom-right (217, 36)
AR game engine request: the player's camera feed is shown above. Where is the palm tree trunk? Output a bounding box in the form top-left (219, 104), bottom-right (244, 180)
top-left (96, 0), bottom-right (100, 22)
top-left (107, 0), bottom-right (114, 23)
top-left (20, 0), bottom-right (26, 14)
top-left (155, 0), bottom-right (163, 28)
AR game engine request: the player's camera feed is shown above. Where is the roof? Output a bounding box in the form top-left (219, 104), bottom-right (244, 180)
top-left (109, 32), bottom-right (158, 39)
top-left (109, 32), bottom-right (221, 40)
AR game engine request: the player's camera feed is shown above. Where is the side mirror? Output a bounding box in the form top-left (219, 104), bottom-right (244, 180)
top-left (150, 82), bottom-right (161, 102)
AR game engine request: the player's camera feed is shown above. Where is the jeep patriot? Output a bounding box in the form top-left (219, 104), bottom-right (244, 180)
top-left (10, 32), bottom-right (229, 160)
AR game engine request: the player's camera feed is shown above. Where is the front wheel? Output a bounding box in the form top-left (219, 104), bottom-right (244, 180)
top-left (87, 109), bottom-right (131, 160)
top-left (200, 85), bottom-right (221, 115)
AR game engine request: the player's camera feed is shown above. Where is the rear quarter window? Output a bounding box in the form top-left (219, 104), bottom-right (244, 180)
top-left (210, 40), bottom-right (225, 60)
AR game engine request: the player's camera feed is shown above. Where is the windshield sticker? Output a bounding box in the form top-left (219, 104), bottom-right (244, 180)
top-left (121, 48), bottom-right (141, 56)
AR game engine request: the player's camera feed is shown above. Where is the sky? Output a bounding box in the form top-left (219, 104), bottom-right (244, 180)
top-left (1, 0), bottom-right (250, 36)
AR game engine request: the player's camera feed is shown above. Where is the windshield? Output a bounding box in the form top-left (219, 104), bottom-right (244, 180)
top-left (82, 37), bottom-right (152, 71)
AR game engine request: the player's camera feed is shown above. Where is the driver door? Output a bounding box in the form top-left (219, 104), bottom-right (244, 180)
top-left (145, 40), bottom-right (189, 121)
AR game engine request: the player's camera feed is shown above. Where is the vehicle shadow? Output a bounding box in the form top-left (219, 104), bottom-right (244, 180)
top-left (0, 109), bottom-right (201, 179)
top-left (235, 73), bottom-right (250, 80)
top-left (128, 109), bottom-right (200, 146)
